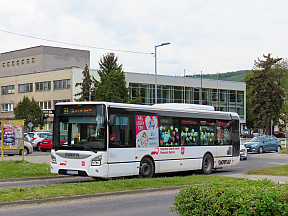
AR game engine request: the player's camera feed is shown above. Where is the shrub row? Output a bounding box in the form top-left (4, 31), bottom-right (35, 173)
top-left (172, 179), bottom-right (288, 215)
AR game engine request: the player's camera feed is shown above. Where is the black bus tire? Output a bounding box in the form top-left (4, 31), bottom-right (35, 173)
top-left (201, 153), bottom-right (214, 174)
top-left (139, 157), bottom-right (154, 178)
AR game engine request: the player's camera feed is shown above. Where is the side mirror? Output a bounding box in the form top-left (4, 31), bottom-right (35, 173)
top-left (108, 115), bottom-right (116, 125)
top-left (40, 113), bottom-right (49, 125)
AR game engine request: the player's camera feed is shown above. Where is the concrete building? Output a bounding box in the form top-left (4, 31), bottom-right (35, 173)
top-left (0, 45), bottom-right (246, 131)
top-left (0, 45), bottom-right (90, 78)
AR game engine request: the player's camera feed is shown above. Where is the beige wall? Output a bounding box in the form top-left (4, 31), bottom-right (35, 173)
top-left (0, 68), bottom-right (73, 120)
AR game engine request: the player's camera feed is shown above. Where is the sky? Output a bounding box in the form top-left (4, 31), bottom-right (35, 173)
top-left (0, 0), bottom-right (288, 76)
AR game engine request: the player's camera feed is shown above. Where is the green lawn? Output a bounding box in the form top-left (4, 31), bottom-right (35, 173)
top-left (0, 160), bottom-right (54, 179)
top-left (0, 175), bottom-right (243, 203)
top-left (246, 164), bottom-right (288, 176)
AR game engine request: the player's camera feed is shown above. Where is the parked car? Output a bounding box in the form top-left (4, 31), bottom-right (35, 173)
top-left (27, 132), bottom-right (51, 151)
top-left (244, 135), bottom-right (282, 153)
top-left (240, 143), bottom-right (247, 160)
top-left (40, 134), bottom-right (68, 151)
top-left (0, 141), bottom-right (33, 156)
top-left (273, 132), bottom-right (285, 138)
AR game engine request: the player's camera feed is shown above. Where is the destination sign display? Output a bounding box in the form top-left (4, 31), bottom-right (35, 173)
top-left (60, 105), bottom-right (99, 116)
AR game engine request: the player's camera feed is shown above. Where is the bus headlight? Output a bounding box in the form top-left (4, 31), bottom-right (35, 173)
top-left (91, 155), bottom-right (102, 166)
top-left (51, 156), bottom-right (57, 164)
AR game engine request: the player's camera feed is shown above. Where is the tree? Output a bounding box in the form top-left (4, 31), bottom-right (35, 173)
top-left (273, 59), bottom-right (288, 131)
top-left (94, 53), bottom-right (129, 103)
top-left (75, 64), bottom-right (97, 101)
top-left (244, 54), bottom-right (285, 134)
top-left (14, 96), bottom-right (42, 131)
top-left (130, 89), bottom-right (143, 104)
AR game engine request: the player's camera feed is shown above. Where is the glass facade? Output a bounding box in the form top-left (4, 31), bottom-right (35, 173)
top-left (129, 83), bottom-right (245, 119)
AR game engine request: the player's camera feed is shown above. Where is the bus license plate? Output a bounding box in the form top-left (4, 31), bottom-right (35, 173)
top-left (66, 170), bottom-right (78, 175)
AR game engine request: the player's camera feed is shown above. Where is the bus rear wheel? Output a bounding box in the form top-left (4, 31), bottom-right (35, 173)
top-left (139, 158), bottom-right (154, 178)
top-left (202, 153), bottom-right (213, 174)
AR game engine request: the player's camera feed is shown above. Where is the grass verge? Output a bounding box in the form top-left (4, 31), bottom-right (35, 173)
top-left (246, 164), bottom-right (288, 176)
top-left (0, 160), bottom-right (54, 179)
top-left (0, 175), bottom-right (244, 203)
top-left (279, 148), bottom-right (288, 154)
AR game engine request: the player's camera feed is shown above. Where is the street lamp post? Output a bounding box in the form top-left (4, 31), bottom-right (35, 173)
top-left (154, 42), bottom-right (170, 104)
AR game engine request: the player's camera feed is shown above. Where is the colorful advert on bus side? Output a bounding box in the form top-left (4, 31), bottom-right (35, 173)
top-left (135, 115), bottom-right (159, 148)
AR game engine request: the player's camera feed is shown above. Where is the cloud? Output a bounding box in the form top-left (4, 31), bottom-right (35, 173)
top-left (1, 0), bottom-right (288, 76)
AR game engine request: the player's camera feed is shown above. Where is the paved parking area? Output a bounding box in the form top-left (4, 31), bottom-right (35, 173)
top-left (1, 154), bottom-right (50, 164)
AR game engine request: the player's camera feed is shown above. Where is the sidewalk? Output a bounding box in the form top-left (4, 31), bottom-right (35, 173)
top-left (1, 154), bottom-right (50, 164)
top-left (225, 173), bottom-right (288, 184)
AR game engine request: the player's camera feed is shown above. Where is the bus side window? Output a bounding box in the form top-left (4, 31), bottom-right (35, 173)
top-left (216, 121), bottom-right (232, 145)
top-left (199, 120), bottom-right (215, 146)
top-left (159, 117), bottom-right (180, 146)
top-left (109, 115), bottom-right (134, 148)
top-left (181, 119), bottom-right (199, 146)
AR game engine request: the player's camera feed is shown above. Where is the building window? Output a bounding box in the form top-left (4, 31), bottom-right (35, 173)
top-left (38, 101), bottom-right (51, 110)
top-left (12, 61), bottom-right (15, 66)
top-left (1, 85), bottom-right (15, 95)
top-left (32, 58), bottom-right (35, 63)
top-left (2, 63), bottom-right (5, 67)
top-left (7, 62), bottom-right (10, 67)
top-left (27, 59), bottom-right (30, 64)
top-left (21, 59), bottom-right (25, 64)
top-left (35, 81), bottom-right (51, 91)
top-left (18, 83), bottom-right (33, 93)
top-left (54, 79), bottom-right (71, 90)
top-left (17, 60), bottom-right (20, 65)
top-left (1, 103), bottom-right (14, 112)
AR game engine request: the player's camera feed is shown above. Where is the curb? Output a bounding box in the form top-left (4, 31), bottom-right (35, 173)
top-left (0, 175), bottom-right (71, 183)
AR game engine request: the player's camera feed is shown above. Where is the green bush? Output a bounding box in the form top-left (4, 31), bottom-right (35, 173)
top-left (171, 179), bottom-right (288, 215)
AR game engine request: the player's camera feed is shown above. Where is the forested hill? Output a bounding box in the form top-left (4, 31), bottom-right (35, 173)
top-left (188, 70), bottom-right (250, 82)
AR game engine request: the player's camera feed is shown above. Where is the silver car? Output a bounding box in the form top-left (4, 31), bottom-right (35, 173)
top-left (27, 131), bottom-right (51, 151)
top-left (240, 143), bottom-right (247, 160)
top-left (1, 141), bottom-right (33, 156)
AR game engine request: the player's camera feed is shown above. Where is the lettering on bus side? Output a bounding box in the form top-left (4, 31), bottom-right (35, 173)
top-left (218, 160), bottom-right (231, 165)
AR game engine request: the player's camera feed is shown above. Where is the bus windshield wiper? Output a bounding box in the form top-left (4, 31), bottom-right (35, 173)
top-left (83, 145), bottom-right (98, 153)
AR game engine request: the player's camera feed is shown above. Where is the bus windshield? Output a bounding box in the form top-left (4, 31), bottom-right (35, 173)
top-left (53, 104), bottom-right (106, 151)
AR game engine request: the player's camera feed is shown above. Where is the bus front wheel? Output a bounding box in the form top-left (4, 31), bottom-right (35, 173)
top-left (139, 158), bottom-right (154, 178)
top-left (201, 153), bottom-right (214, 174)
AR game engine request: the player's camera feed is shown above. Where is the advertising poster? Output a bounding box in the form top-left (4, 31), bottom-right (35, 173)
top-left (1, 120), bottom-right (24, 150)
top-left (135, 115), bottom-right (159, 148)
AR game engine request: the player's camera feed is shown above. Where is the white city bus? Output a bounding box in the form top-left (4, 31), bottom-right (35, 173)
top-left (50, 102), bottom-right (240, 178)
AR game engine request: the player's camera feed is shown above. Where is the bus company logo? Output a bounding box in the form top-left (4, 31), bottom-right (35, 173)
top-left (60, 161), bottom-right (67, 166)
top-left (218, 160), bottom-right (231, 165)
top-left (181, 147), bottom-right (185, 155)
top-left (82, 161), bottom-right (85, 166)
top-left (65, 153), bottom-right (80, 158)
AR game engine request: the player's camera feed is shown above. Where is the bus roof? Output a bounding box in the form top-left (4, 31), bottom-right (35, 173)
top-left (55, 101), bottom-right (239, 120)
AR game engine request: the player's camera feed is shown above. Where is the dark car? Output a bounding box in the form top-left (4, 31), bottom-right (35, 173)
top-left (244, 135), bottom-right (282, 153)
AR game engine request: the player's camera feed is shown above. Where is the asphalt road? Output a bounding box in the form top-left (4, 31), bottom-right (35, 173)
top-left (213, 151), bottom-right (288, 176)
top-left (0, 190), bottom-right (178, 216)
